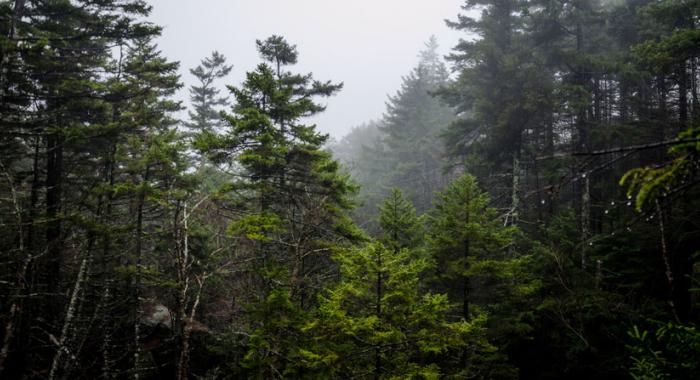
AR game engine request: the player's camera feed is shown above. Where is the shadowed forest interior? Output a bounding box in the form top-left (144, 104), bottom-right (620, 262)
top-left (0, 0), bottom-right (699, 379)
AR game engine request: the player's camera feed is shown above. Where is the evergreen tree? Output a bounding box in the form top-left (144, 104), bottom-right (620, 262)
top-left (305, 242), bottom-right (490, 379)
top-left (426, 174), bottom-right (537, 378)
top-left (303, 191), bottom-right (489, 378)
top-left (331, 120), bottom-right (392, 233)
top-left (185, 51), bottom-right (233, 133)
top-left (379, 36), bottom-right (455, 214)
top-left (336, 37), bottom-right (455, 230)
top-left (439, 0), bottom-right (555, 225)
top-left (196, 35), bottom-right (361, 377)
top-left (427, 174), bottom-right (513, 318)
top-left (116, 36), bottom-right (189, 378)
top-left (0, 1), bottom-right (165, 377)
top-left (378, 188), bottom-right (424, 252)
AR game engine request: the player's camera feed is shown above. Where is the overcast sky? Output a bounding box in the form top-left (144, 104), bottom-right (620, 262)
top-left (146, 0), bottom-right (465, 138)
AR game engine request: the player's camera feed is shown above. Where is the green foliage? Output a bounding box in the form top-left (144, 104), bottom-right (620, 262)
top-left (186, 51), bottom-right (233, 132)
top-left (194, 35), bottom-right (362, 377)
top-left (426, 174), bottom-right (519, 306)
top-left (621, 127), bottom-right (700, 211)
top-left (628, 322), bottom-right (700, 380)
top-left (304, 242), bottom-right (491, 378)
top-left (227, 213), bottom-right (282, 242)
top-left (4, 0), bottom-right (700, 378)
top-left (426, 173), bottom-right (539, 377)
top-left (633, 29), bottom-right (700, 73)
top-left (334, 37), bottom-right (455, 229)
top-left (378, 188), bottom-right (424, 251)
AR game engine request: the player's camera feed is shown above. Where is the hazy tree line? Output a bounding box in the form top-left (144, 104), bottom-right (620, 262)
top-left (0, 0), bottom-right (699, 379)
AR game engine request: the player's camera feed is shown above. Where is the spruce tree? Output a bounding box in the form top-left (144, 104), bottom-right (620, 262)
top-left (0, 1), bottom-right (164, 377)
top-left (185, 51), bottom-right (233, 133)
top-left (426, 174), bottom-right (537, 378)
top-left (379, 37), bottom-right (455, 214)
top-left (196, 35), bottom-right (360, 377)
top-left (440, 0), bottom-right (555, 225)
top-left (303, 191), bottom-right (489, 378)
top-left (378, 188), bottom-right (424, 252)
top-left (118, 36), bottom-right (188, 378)
top-left (339, 38), bottom-right (455, 230)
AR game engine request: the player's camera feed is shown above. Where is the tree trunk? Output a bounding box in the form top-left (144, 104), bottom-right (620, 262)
top-left (133, 167), bottom-right (149, 380)
top-left (101, 147), bottom-right (116, 380)
top-left (510, 153), bottom-right (520, 227)
top-left (48, 243), bottom-right (93, 380)
top-left (0, 0), bottom-right (26, 96)
top-left (678, 62), bottom-right (688, 128)
top-left (175, 203), bottom-right (190, 380)
top-left (581, 175), bottom-right (591, 270)
top-left (46, 132), bottom-right (64, 292)
top-left (0, 158), bottom-right (26, 375)
top-left (177, 274), bottom-right (206, 380)
top-left (655, 201), bottom-right (677, 321)
top-left (691, 59), bottom-right (698, 122)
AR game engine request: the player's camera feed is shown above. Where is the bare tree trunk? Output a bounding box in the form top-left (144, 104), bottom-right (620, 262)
top-left (26, 138), bottom-right (40, 252)
top-left (174, 196), bottom-right (214, 380)
top-left (60, 234), bottom-right (99, 380)
top-left (48, 246), bottom-right (92, 380)
top-left (102, 46), bottom-right (123, 379)
top-left (177, 275), bottom-right (206, 380)
top-left (101, 150), bottom-right (116, 380)
top-left (175, 202), bottom-right (190, 380)
top-left (46, 132), bottom-right (64, 292)
top-left (656, 201), bottom-right (677, 321)
top-left (691, 58), bottom-right (698, 122)
top-left (0, 158), bottom-right (25, 374)
top-left (133, 167), bottom-right (149, 380)
top-left (510, 153), bottom-right (520, 227)
top-left (678, 62), bottom-right (688, 128)
top-left (581, 175), bottom-right (591, 270)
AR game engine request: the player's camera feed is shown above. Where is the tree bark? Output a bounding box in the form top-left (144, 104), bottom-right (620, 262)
top-left (581, 175), bottom-right (591, 269)
top-left (0, 158), bottom-right (26, 374)
top-left (101, 146), bottom-right (116, 380)
top-left (133, 167), bottom-right (149, 380)
top-left (48, 244), bottom-right (93, 380)
top-left (678, 62), bottom-right (688, 128)
top-left (46, 132), bottom-right (64, 292)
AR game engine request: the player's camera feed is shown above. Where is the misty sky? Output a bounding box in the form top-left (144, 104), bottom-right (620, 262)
top-left (146, 0), bottom-right (465, 138)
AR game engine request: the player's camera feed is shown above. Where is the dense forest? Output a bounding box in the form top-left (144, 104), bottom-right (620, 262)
top-left (1, 0), bottom-right (699, 379)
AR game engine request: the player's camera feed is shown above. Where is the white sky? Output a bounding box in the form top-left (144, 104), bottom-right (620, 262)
top-left (146, 0), bottom-right (465, 138)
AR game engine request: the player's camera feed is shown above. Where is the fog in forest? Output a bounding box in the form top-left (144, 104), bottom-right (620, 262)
top-left (1, 1), bottom-right (699, 379)
top-left (146, 0), bottom-right (465, 137)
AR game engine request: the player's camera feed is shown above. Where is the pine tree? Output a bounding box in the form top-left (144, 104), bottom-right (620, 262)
top-left (196, 35), bottom-right (361, 377)
top-left (378, 188), bottom-right (424, 252)
top-left (185, 51), bottom-right (233, 133)
top-left (305, 242), bottom-right (490, 379)
top-left (379, 37), bottom-right (455, 214)
top-left (339, 38), bottom-right (455, 229)
top-left (440, 0), bottom-right (555, 226)
top-left (427, 174), bottom-right (511, 317)
top-left (117, 36), bottom-right (187, 378)
top-left (426, 174), bottom-right (537, 378)
top-left (302, 191), bottom-right (489, 378)
top-left (0, 1), bottom-right (164, 377)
